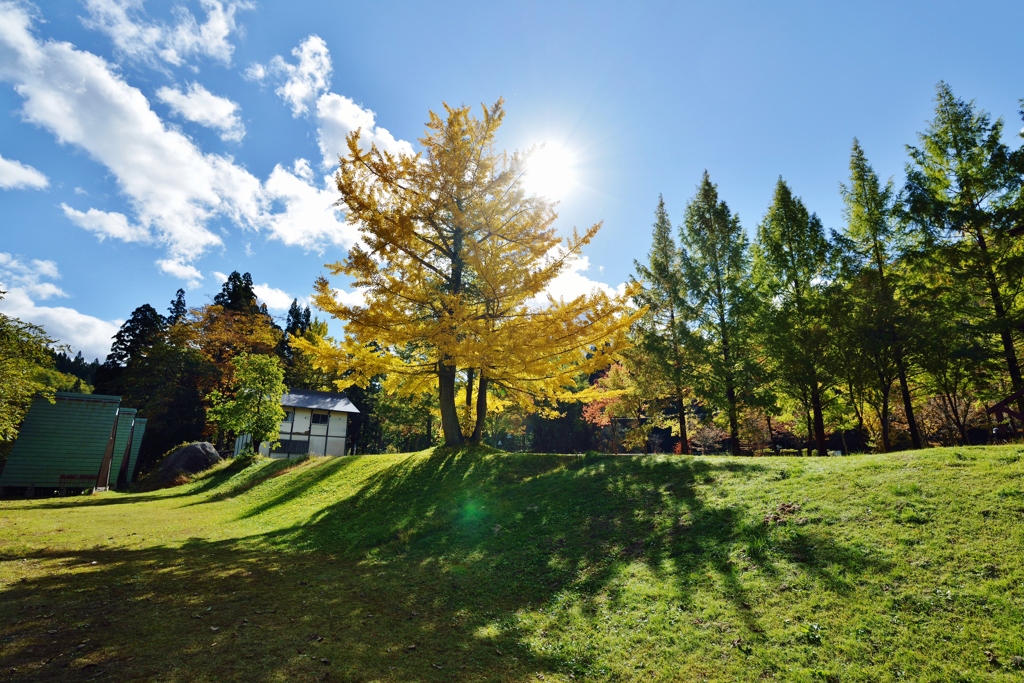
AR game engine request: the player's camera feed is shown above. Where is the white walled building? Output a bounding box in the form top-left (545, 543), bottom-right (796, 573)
top-left (234, 389), bottom-right (359, 458)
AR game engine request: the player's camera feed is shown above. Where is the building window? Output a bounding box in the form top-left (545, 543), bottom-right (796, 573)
top-left (311, 412), bottom-right (330, 425)
top-left (273, 439), bottom-right (308, 455)
top-left (283, 411), bottom-right (294, 423)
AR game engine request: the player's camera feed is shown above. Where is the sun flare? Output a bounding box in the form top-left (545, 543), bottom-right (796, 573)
top-left (522, 142), bottom-right (576, 200)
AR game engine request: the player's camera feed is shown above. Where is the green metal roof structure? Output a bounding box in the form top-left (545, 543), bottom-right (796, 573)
top-left (0, 392), bottom-right (121, 490)
top-left (104, 409), bottom-right (137, 490)
top-left (121, 417), bottom-right (147, 488)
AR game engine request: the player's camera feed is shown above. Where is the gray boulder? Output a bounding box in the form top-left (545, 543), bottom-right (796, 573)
top-left (158, 442), bottom-right (222, 484)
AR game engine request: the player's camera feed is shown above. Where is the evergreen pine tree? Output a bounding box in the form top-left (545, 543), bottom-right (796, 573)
top-left (680, 172), bottom-right (754, 455)
top-left (167, 289), bottom-right (187, 325)
top-left (904, 82), bottom-right (1024, 419)
top-left (753, 179), bottom-right (836, 456)
top-left (632, 195), bottom-right (696, 453)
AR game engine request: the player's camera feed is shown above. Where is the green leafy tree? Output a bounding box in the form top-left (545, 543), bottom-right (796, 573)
top-left (839, 139), bottom-right (923, 450)
top-left (903, 82), bottom-right (1024, 417)
top-left (753, 179), bottom-right (836, 456)
top-left (52, 350), bottom-right (100, 386)
top-left (119, 327), bottom-right (215, 473)
top-left (825, 275), bottom-right (873, 450)
top-left (0, 294), bottom-right (57, 441)
top-left (680, 172), bottom-right (755, 455)
top-left (208, 353), bottom-right (287, 452)
top-left (632, 196), bottom-right (696, 453)
top-left (914, 273), bottom-right (999, 445)
top-left (93, 296), bottom-right (216, 472)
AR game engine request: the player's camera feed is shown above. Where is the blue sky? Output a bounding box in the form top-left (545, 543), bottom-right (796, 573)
top-left (1, 0), bottom-right (1022, 360)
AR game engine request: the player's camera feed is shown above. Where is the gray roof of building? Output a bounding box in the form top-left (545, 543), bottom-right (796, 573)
top-left (281, 389), bottom-right (360, 413)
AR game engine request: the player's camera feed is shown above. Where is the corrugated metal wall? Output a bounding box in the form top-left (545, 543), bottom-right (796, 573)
top-left (124, 417), bottom-right (147, 485)
top-left (0, 393), bottom-right (121, 489)
top-left (107, 409), bottom-right (137, 490)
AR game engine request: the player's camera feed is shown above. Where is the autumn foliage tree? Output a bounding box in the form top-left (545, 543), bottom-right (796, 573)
top-left (301, 100), bottom-right (635, 446)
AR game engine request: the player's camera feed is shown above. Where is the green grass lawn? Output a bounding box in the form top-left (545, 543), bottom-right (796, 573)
top-left (1, 446), bottom-right (1023, 682)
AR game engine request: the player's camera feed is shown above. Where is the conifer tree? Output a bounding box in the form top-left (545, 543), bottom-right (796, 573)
top-left (632, 196), bottom-right (695, 453)
top-left (839, 140), bottom-right (921, 450)
top-left (904, 82), bottom-right (1024, 418)
top-left (167, 289), bottom-right (187, 325)
top-left (753, 179), bottom-right (836, 456)
top-left (214, 272), bottom-right (261, 315)
top-left (680, 172), bottom-right (754, 455)
top-left (94, 304), bottom-right (166, 396)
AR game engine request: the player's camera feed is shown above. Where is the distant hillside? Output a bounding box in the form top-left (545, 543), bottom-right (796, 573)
top-left (1, 446), bottom-right (1023, 681)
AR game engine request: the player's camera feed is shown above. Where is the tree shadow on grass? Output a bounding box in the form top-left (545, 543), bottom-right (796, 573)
top-left (248, 451), bottom-right (888, 676)
top-left (0, 452), bottom-right (889, 682)
top-left (0, 457), bottom-right (262, 511)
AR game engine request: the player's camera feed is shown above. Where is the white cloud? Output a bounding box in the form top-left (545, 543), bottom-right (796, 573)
top-left (532, 254), bottom-right (625, 307)
top-left (252, 35), bottom-right (331, 116)
top-left (211, 270), bottom-right (228, 283)
top-left (253, 283), bottom-right (293, 311)
top-left (316, 92), bottom-right (414, 168)
top-left (256, 35), bottom-right (414, 167)
top-left (331, 287), bottom-right (365, 309)
top-left (82, 0), bottom-right (253, 67)
top-left (0, 3), bottom-right (263, 265)
top-left (0, 152), bottom-right (48, 189)
top-left (1, 9), bottom-right (413, 282)
top-left (156, 82), bottom-right (245, 141)
top-left (260, 160), bottom-right (358, 250)
top-left (292, 157), bottom-right (312, 181)
top-left (30, 258), bottom-right (58, 279)
top-left (61, 204), bottom-right (151, 243)
top-left (0, 252), bottom-right (67, 300)
top-left (0, 287), bottom-right (120, 360)
top-left (0, 253), bottom-right (118, 360)
top-left (243, 61), bottom-right (265, 81)
top-left (156, 258), bottom-right (203, 286)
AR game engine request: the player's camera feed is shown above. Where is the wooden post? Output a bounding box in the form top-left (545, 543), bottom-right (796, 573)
top-left (323, 411), bottom-right (330, 457)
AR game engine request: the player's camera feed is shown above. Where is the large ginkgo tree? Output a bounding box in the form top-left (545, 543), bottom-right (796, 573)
top-left (299, 100), bottom-right (635, 446)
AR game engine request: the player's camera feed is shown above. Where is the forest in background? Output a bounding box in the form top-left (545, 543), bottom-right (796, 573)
top-left (2, 82), bottom-right (1023, 470)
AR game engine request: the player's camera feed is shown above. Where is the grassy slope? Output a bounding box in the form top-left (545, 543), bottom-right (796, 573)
top-left (1, 446), bottom-right (1023, 682)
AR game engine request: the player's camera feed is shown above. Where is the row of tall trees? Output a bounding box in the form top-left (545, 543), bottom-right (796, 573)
top-left (6, 83), bottom-right (1019, 461)
top-left (617, 83), bottom-right (1024, 454)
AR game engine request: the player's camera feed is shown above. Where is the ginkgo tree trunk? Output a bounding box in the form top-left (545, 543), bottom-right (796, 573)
top-left (299, 100), bottom-right (636, 447)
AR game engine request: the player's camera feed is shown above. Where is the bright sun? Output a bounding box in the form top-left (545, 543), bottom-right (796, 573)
top-left (523, 143), bottom-right (576, 199)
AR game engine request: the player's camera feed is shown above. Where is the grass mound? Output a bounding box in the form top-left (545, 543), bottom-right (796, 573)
top-left (1, 446), bottom-right (1023, 681)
